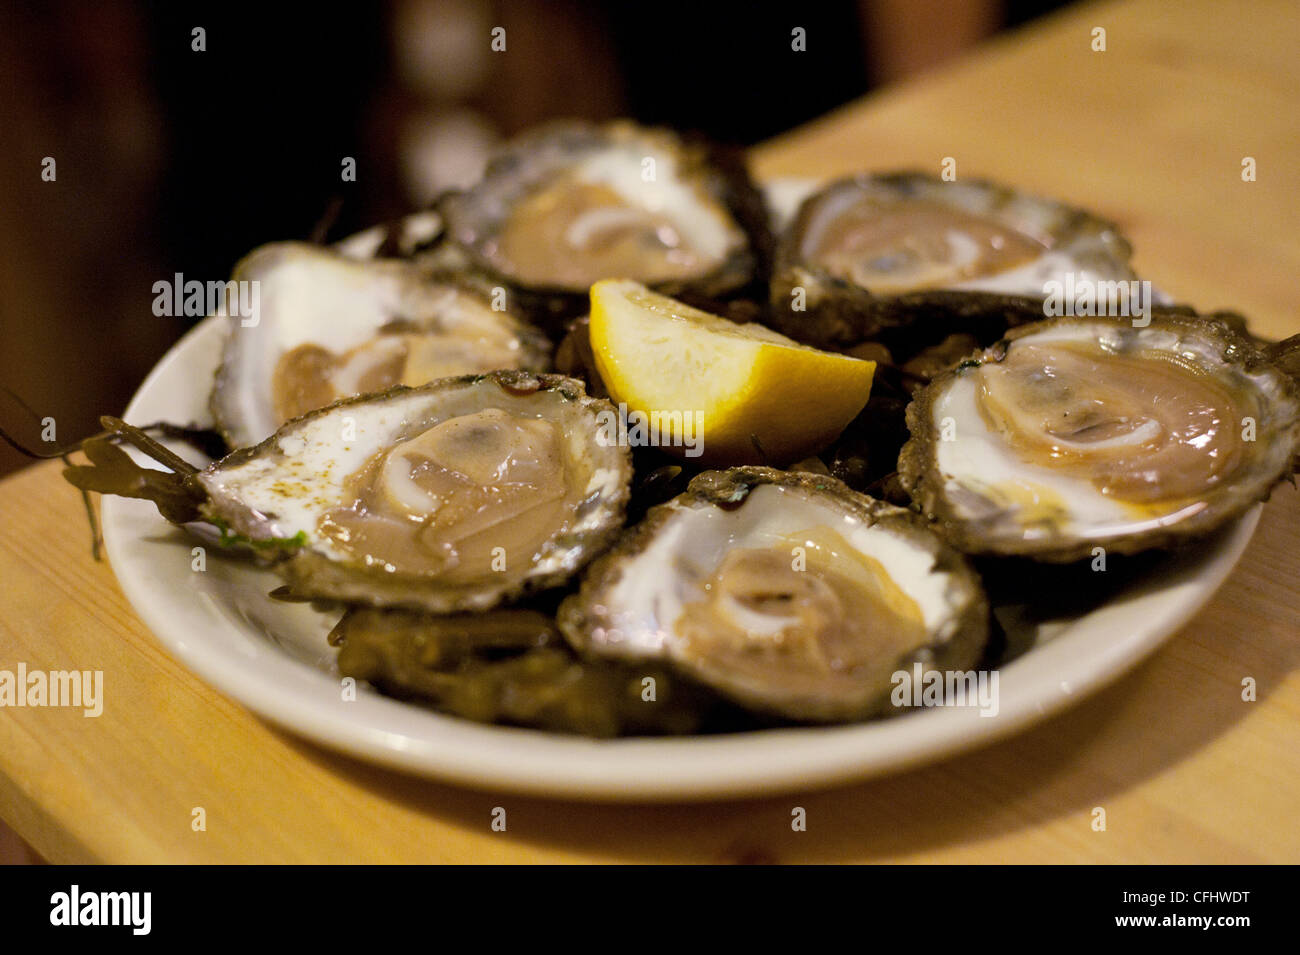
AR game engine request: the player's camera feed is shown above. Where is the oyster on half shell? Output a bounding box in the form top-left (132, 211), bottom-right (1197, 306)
top-left (200, 371), bottom-right (632, 612)
top-left (440, 120), bottom-right (768, 330)
top-left (558, 467), bottom-right (988, 721)
top-left (898, 312), bottom-right (1300, 561)
top-left (769, 172), bottom-right (1138, 348)
top-left (210, 242), bottom-right (551, 449)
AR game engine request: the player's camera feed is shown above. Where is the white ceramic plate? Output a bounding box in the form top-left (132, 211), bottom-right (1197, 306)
top-left (101, 313), bottom-right (1260, 801)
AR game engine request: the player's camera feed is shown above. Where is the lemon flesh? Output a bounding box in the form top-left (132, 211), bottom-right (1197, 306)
top-left (588, 279), bottom-right (875, 465)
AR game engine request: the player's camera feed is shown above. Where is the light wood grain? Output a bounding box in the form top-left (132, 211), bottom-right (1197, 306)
top-left (752, 0), bottom-right (1300, 341)
top-left (1, 0), bottom-right (1298, 863)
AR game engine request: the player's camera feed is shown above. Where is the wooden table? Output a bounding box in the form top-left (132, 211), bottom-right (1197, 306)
top-left (2, 0), bottom-right (1297, 863)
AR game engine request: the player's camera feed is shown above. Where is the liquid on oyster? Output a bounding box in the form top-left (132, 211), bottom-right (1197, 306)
top-left (490, 177), bottom-right (716, 289)
top-left (674, 525), bottom-right (928, 697)
top-left (318, 408), bottom-right (575, 581)
top-left (974, 340), bottom-right (1245, 505)
top-left (805, 196), bottom-right (1046, 294)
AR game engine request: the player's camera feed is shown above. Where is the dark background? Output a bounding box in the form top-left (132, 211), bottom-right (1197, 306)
top-left (0, 0), bottom-right (1068, 484)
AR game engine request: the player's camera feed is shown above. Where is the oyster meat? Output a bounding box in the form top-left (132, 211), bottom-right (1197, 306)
top-left (769, 172), bottom-right (1137, 347)
top-left (200, 371), bottom-right (632, 612)
top-left (898, 312), bottom-right (1300, 561)
top-left (559, 467), bottom-right (988, 721)
top-left (441, 120), bottom-right (767, 328)
top-left (211, 242), bottom-right (551, 448)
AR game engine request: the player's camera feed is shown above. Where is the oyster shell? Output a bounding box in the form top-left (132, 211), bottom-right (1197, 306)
top-left (898, 311), bottom-right (1300, 561)
top-left (210, 242), bottom-right (551, 448)
top-left (333, 209), bottom-right (445, 260)
top-left (200, 371), bottom-right (633, 612)
top-left (558, 467), bottom-right (988, 721)
top-left (440, 120), bottom-right (768, 331)
top-left (769, 172), bottom-right (1137, 348)
top-left (331, 606), bottom-right (711, 736)
top-left (334, 207), bottom-right (483, 276)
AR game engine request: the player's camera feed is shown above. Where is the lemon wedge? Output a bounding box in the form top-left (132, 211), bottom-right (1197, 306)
top-left (588, 279), bottom-right (874, 465)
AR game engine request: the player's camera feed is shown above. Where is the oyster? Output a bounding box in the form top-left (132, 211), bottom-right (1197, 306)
top-left (170, 372), bottom-right (630, 612)
top-left (333, 209), bottom-right (445, 260)
top-left (898, 312), bottom-right (1300, 561)
top-left (558, 467), bottom-right (988, 721)
top-left (211, 242), bottom-right (551, 448)
top-left (769, 172), bottom-right (1137, 348)
top-left (440, 120), bottom-right (768, 330)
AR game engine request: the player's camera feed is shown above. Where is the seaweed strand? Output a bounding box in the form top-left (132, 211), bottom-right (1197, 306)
top-left (99, 416), bottom-right (199, 476)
